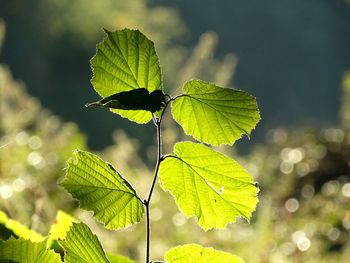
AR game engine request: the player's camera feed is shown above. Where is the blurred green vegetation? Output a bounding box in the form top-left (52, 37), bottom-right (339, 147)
top-left (0, 0), bottom-right (238, 152)
top-left (1, 2), bottom-right (350, 263)
top-left (3, 0), bottom-right (350, 151)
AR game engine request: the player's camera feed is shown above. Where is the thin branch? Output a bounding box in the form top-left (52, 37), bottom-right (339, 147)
top-left (147, 122), bottom-right (162, 204)
top-left (145, 101), bottom-right (170, 263)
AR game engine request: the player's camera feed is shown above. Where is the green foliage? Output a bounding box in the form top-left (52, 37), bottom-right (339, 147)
top-left (0, 212), bottom-right (135, 263)
top-left (47, 210), bottom-right (77, 248)
top-left (159, 142), bottom-right (258, 230)
top-left (1, 28), bottom-right (260, 262)
top-left (237, 127), bottom-right (350, 262)
top-left (171, 79), bottom-right (260, 146)
top-left (2, 17), bottom-right (350, 261)
top-left (90, 28), bottom-right (163, 123)
top-left (0, 65), bottom-right (87, 233)
top-left (107, 253), bottom-right (135, 263)
top-left (164, 244), bottom-right (244, 263)
top-left (64, 28), bottom-right (260, 262)
top-left (0, 211), bottom-right (44, 242)
top-left (59, 222), bottom-right (110, 263)
top-left (62, 150), bottom-right (144, 230)
top-left (60, 28), bottom-right (260, 262)
top-left (0, 237), bottom-right (61, 263)
top-left (86, 88), bottom-right (166, 113)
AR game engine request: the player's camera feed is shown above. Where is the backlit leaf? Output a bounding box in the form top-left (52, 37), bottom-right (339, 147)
top-left (171, 79), bottom-right (260, 146)
top-left (59, 222), bottom-right (109, 263)
top-left (107, 252), bottom-right (134, 263)
top-left (90, 28), bottom-right (163, 123)
top-left (0, 237), bottom-right (61, 263)
top-left (159, 142), bottom-right (258, 230)
top-left (0, 210), bottom-right (44, 242)
top-left (165, 244), bottom-right (244, 263)
top-left (47, 210), bottom-right (78, 249)
top-left (61, 150), bottom-right (144, 230)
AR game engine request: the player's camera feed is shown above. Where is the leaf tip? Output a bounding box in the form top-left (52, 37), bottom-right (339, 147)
top-left (85, 101), bottom-right (100, 108)
top-left (102, 27), bottom-right (111, 34)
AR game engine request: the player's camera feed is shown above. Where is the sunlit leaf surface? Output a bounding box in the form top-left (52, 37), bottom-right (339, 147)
top-left (0, 210), bottom-right (44, 242)
top-left (0, 237), bottom-right (61, 263)
top-left (165, 244), bottom-right (244, 263)
top-left (59, 222), bottom-right (109, 263)
top-left (90, 28), bottom-right (163, 123)
top-left (172, 79), bottom-right (260, 146)
top-left (47, 210), bottom-right (78, 248)
top-left (159, 142), bottom-right (258, 230)
top-left (107, 252), bottom-right (134, 263)
top-left (62, 150), bottom-right (144, 230)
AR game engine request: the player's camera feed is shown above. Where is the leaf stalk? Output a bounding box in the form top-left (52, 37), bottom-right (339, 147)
top-left (145, 102), bottom-right (168, 262)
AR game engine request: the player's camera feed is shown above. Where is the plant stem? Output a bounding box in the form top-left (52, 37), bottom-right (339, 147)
top-left (145, 116), bottom-right (162, 263)
top-left (145, 200), bottom-right (150, 263)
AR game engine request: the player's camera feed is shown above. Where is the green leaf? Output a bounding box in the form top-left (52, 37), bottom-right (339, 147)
top-left (159, 142), bottom-right (258, 230)
top-left (107, 253), bottom-right (134, 263)
top-left (59, 222), bottom-right (109, 263)
top-left (47, 210), bottom-right (78, 249)
top-left (165, 244), bottom-right (244, 263)
top-left (86, 88), bottom-right (165, 113)
top-left (90, 28), bottom-right (163, 123)
top-left (171, 79), bottom-right (260, 146)
top-left (61, 150), bottom-right (144, 230)
top-left (0, 237), bottom-right (61, 263)
top-left (0, 210), bottom-right (44, 242)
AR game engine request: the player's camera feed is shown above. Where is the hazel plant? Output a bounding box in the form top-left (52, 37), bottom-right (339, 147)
top-left (67, 28), bottom-right (261, 262)
top-left (0, 28), bottom-right (260, 263)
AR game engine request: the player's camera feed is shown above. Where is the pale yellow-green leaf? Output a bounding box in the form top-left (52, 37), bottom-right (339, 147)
top-left (107, 252), bottom-right (134, 263)
top-left (172, 79), bottom-right (260, 146)
top-left (0, 210), bottom-right (44, 242)
top-left (59, 222), bottom-right (109, 263)
top-left (47, 210), bottom-right (78, 248)
top-left (159, 142), bottom-right (258, 230)
top-left (165, 244), bottom-right (244, 263)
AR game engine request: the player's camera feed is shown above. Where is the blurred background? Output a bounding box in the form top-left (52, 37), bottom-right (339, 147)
top-left (1, 0), bottom-right (350, 262)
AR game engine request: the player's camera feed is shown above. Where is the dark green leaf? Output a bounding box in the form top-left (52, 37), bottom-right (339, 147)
top-left (86, 88), bottom-right (165, 113)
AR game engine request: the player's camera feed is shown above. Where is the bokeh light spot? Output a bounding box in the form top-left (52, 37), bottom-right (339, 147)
top-left (172, 212), bottom-right (186, 226)
top-left (15, 131), bottom-right (29, 146)
top-left (280, 161), bottom-right (293, 174)
top-left (301, 185), bottom-right (315, 199)
top-left (322, 181), bottom-right (340, 196)
top-left (327, 227), bottom-right (341, 241)
top-left (291, 231), bottom-right (311, 251)
top-left (285, 198), bottom-right (299, 213)
top-left (341, 183), bottom-right (350, 197)
top-left (12, 178), bottom-right (26, 192)
top-left (0, 185), bottom-right (13, 199)
top-left (28, 136), bottom-right (42, 149)
top-left (150, 208), bottom-right (163, 221)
